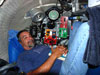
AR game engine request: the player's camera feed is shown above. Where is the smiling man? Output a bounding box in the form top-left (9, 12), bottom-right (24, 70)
top-left (16, 30), bottom-right (67, 75)
top-left (17, 30), bottom-right (35, 50)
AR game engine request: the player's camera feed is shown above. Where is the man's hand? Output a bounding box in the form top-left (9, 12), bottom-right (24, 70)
top-left (51, 45), bottom-right (67, 58)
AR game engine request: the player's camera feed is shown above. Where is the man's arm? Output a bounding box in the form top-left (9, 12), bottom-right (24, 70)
top-left (27, 46), bottom-right (66, 75)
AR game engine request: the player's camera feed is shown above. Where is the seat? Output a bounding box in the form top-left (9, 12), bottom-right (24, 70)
top-left (87, 66), bottom-right (100, 75)
top-left (0, 30), bottom-right (25, 74)
top-left (8, 30), bottom-right (24, 64)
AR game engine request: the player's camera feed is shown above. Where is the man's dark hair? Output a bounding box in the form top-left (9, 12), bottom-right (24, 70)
top-left (17, 30), bottom-right (29, 42)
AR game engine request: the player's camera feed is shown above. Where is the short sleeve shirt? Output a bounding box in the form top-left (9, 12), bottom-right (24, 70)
top-left (17, 45), bottom-right (62, 74)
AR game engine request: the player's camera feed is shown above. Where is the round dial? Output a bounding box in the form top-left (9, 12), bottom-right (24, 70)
top-left (48, 10), bottom-right (59, 20)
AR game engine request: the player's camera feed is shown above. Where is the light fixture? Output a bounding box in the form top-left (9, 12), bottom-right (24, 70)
top-left (30, 8), bottom-right (45, 23)
top-left (0, 0), bottom-right (5, 6)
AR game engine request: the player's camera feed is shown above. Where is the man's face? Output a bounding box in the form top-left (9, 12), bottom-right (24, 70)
top-left (19, 31), bottom-right (34, 50)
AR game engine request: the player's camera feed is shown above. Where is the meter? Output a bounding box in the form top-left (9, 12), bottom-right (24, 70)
top-left (46, 6), bottom-right (61, 21)
top-left (48, 10), bottom-right (59, 21)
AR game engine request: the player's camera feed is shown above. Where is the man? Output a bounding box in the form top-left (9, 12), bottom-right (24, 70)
top-left (17, 20), bottom-right (89, 75)
top-left (17, 30), bottom-right (67, 75)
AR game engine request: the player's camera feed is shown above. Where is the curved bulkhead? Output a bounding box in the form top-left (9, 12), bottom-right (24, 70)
top-left (0, 0), bottom-right (57, 61)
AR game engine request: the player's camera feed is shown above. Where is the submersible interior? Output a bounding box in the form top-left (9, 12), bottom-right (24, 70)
top-left (0, 0), bottom-right (58, 61)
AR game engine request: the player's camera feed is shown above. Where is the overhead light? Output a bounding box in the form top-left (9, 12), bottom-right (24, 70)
top-left (0, 0), bottom-right (5, 6)
top-left (30, 8), bottom-right (45, 23)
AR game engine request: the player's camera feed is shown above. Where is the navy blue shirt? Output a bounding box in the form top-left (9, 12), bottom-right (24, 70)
top-left (17, 45), bottom-right (62, 74)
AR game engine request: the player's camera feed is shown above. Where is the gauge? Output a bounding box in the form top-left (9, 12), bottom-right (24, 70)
top-left (48, 10), bottom-right (59, 20)
top-left (46, 6), bottom-right (61, 21)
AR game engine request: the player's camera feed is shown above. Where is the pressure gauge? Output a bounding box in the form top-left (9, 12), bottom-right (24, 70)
top-left (48, 10), bottom-right (59, 21)
top-left (46, 6), bottom-right (61, 21)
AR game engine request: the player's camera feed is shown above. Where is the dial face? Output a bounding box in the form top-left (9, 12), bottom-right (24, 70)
top-left (48, 10), bottom-right (59, 20)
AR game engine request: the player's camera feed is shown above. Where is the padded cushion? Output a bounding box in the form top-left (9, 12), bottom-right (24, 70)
top-left (8, 30), bottom-right (24, 63)
top-left (87, 67), bottom-right (100, 75)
